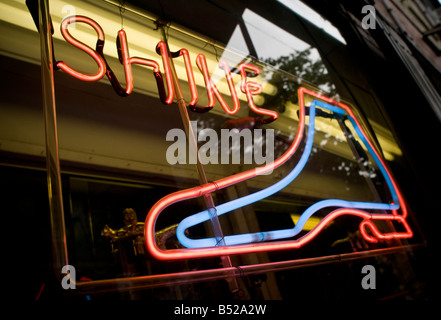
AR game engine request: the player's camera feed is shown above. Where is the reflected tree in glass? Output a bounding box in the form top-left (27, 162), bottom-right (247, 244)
top-left (262, 48), bottom-right (337, 112)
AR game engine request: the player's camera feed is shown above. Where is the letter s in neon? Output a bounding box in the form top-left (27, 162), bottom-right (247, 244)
top-left (56, 16), bottom-right (106, 82)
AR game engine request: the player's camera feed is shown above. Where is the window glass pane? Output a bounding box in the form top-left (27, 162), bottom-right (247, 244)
top-left (41, 0), bottom-right (417, 279)
top-left (0, 0), bottom-right (426, 299)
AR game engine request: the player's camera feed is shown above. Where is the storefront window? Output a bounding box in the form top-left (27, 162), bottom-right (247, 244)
top-left (0, 0), bottom-right (426, 300)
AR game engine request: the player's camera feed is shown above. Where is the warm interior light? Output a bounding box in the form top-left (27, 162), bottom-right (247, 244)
top-left (291, 213), bottom-right (320, 230)
top-left (1, 0), bottom-right (405, 162)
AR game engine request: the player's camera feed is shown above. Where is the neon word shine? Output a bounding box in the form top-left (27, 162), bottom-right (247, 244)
top-left (55, 15), bottom-right (278, 123)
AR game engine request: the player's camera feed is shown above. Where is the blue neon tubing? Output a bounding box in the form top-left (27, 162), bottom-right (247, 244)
top-left (176, 100), bottom-right (399, 248)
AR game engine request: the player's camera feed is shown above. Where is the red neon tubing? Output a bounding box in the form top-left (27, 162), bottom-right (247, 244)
top-left (239, 64), bottom-right (278, 123)
top-left (299, 88), bottom-right (408, 221)
top-left (144, 87), bottom-right (412, 260)
top-left (116, 30), bottom-right (162, 95)
top-left (172, 48), bottom-right (198, 107)
top-left (56, 16), bottom-right (106, 82)
top-left (195, 54), bottom-right (240, 114)
top-left (155, 41), bottom-right (176, 105)
top-left (144, 87), bottom-right (306, 259)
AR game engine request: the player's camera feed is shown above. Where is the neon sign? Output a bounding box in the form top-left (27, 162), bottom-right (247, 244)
top-left (55, 15), bottom-right (278, 123)
top-left (144, 87), bottom-right (412, 260)
top-left (53, 16), bottom-right (412, 260)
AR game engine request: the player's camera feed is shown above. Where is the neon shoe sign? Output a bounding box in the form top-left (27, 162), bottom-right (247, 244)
top-left (53, 16), bottom-right (412, 260)
top-left (144, 87), bottom-right (413, 260)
